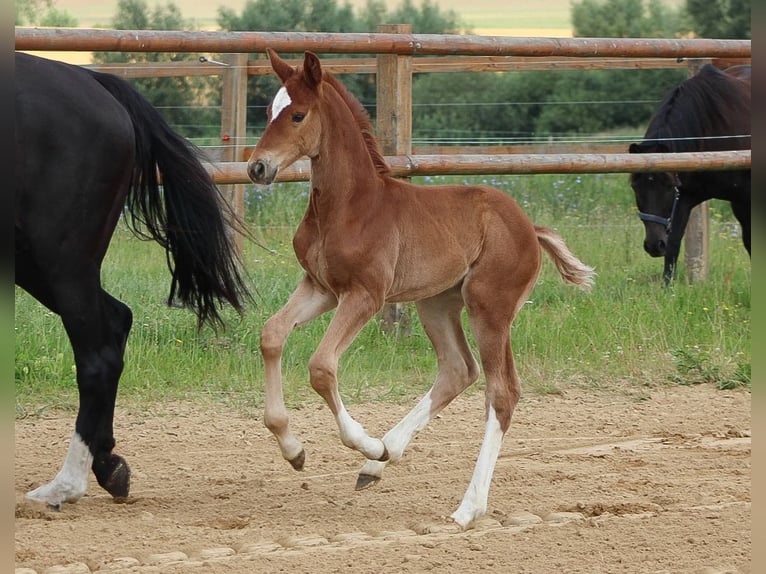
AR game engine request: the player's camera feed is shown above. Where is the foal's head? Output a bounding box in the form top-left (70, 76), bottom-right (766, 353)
top-left (247, 49), bottom-right (324, 185)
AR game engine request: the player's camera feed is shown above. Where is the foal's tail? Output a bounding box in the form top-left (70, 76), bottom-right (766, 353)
top-left (89, 70), bottom-right (251, 329)
top-left (535, 226), bottom-right (595, 291)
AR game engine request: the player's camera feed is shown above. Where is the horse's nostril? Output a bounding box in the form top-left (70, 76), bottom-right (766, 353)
top-left (248, 160), bottom-right (266, 182)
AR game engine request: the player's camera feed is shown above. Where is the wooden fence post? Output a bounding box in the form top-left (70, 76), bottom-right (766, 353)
top-left (220, 52), bottom-right (248, 254)
top-left (377, 24), bottom-right (413, 335)
top-left (683, 58), bottom-right (711, 282)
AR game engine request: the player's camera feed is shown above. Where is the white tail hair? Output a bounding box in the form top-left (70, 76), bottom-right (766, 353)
top-left (535, 226), bottom-right (596, 291)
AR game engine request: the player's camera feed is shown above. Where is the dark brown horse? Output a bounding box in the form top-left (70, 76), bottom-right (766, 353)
top-left (629, 64), bottom-right (750, 283)
top-left (16, 53), bottom-right (250, 509)
top-left (247, 50), bottom-right (594, 528)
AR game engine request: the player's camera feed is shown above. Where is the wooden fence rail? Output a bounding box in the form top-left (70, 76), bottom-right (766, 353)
top-left (15, 28), bottom-right (751, 58)
top-left (207, 150), bottom-right (751, 184)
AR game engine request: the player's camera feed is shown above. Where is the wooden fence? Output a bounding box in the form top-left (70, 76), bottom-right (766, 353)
top-left (16, 27), bottom-right (751, 283)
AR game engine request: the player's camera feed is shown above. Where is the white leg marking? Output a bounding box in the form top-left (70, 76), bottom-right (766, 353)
top-left (270, 87), bottom-right (292, 122)
top-left (359, 392), bottom-right (434, 478)
top-left (27, 432), bottom-right (93, 509)
top-left (335, 405), bottom-right (386, 461)
top-left (450, 405), bottom-right (505, 528)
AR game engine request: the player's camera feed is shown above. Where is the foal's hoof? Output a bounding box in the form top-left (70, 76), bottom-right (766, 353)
top-left (355, 473), bottom-right (381, 491)
top-left (98, 455), bottom-right (131, 500)
top-left (288, 449), bottom-right (306, 471)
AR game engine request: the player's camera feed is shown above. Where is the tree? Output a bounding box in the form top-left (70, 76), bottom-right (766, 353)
top-left (217, 0), bottom-right (465, 136)
top-left (572, 0), bottom-right (686, 38)
top-left (385, 0), bottom-right (464, 34)
top-left (16, 0), bottom-right (77, 26)
top-left (91, 0), bottom-right (218, 140)
top-left (685, 0), bottom-right (750, 38)
top-left (536, 0), bottom-right (689, 136)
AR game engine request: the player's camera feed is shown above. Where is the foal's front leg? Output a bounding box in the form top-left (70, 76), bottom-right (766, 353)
top-left (260, 276), bottom-right (336, 469)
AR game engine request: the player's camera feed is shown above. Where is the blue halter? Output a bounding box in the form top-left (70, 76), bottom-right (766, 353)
top-left (637, 185), bottom-right (681, 233)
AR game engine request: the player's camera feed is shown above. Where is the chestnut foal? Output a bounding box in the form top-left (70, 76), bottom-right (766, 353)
top-left (248, 49), bottom-right (594, 528)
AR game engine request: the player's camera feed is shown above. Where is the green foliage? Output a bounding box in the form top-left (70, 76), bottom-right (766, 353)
top-left (386, 0), bottom-right (464, 33)
top-left (15, 0), bottom-right (77, 26)
top-left (685, 0), bottom-right (751, 39)
top-left (533, 68), bottom-right (687, 136)
top-left (91, 0), bottom-right (219, 139)
top-left (670, 346), bottom-right (750, 389)
top-left (218, 0), bottom-right (357, 32)
top-left (572, 0), bottom-right (687, 38)
top-left (218, 0), bottom-right (467, 141)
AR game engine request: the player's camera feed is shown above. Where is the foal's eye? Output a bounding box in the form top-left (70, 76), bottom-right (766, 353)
top-left (292, 112), bottom-right (305, 123)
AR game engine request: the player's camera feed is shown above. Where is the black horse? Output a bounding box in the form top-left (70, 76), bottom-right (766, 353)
top-left (629, 63), bottom-right (750, 283)
top-left (15, 53), bottom-right (250, 508)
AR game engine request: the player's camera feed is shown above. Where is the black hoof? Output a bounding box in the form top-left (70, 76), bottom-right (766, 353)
top-left (97, 455), bottom-right (131, 499)
top-left (289, 449), bottom-right (306, 471)
top-left (355, 473), bottom-right (381, 491)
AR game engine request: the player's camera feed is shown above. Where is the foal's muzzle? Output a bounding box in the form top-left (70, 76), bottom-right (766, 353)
top-left (247, 159), bottom-right (278, 185)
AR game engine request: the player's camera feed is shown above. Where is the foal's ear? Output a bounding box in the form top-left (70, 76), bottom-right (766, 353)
top-left (267, 48), bottom-right (295, 83)
top-left (303, 51), bottom-right (323, 89)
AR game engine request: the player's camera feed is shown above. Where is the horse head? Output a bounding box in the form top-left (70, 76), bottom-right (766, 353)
top-left (628, 142), bottom-right (682, 258)
top-left (247, 49), bottom-right (325, 185)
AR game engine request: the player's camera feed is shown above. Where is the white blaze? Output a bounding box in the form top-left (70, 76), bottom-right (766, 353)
top-left (271, 87), bottom-right (292, 122)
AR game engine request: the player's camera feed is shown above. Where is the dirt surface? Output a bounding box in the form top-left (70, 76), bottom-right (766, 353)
top-left (15, 384), bottom-right (750, 573)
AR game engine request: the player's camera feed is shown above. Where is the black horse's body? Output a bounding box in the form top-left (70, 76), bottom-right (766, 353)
top-left (629, 64), bottom-right (750, 283)
top-left (15, 53), bottom-right (249, 508)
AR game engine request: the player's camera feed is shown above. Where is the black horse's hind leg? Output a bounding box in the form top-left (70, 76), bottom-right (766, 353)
top-left (19, 265), bottom-right (133, 507)
top-left (730, 199), bottom-right (751, 256)
top-left (74, 290), bottom-right (133, 499)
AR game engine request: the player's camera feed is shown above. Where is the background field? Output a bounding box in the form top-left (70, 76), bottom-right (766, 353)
top-left (53, 0), bottom-right (574, 35)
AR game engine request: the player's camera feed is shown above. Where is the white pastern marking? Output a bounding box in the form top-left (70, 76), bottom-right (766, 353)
top-left (270, 87), bottom-right (292, 123)
top-left (358, 391), bottom-right (434, 479)
top-left (336, 407), bottom-right (385, 460)
top-left (451, 406), bottom-right (505, 527)
top-left (27, 432), bottom-right (93, 508)
top-left (384, 391), bottom-right (433, 458)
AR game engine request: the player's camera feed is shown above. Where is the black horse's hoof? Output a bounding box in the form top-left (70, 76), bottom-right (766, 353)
top-left (97, 455), bottom-right (131, 499)
top-left (355, 473), bottom-right (381, 491)
top-left (288, 449), bottom-right (306, 471)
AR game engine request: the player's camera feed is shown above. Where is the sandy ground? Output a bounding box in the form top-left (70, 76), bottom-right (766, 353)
top-left (15, 383), bottom-right (750, 573)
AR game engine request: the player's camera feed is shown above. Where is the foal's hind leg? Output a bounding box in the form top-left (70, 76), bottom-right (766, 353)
top-left (357, 287), bottom-right (479, 489)
top-left (449, 274), bottom-right (537, 528)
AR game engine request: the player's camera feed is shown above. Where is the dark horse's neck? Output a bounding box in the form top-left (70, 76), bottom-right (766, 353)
top-left (649, 65), bottom-right (750, 154)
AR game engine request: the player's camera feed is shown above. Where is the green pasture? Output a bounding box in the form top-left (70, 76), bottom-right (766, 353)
top-left (14, 173), bottom-right (751, 417)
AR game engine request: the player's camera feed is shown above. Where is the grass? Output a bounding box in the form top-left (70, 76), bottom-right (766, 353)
top-left (14, 172), bottom-right (751, 418)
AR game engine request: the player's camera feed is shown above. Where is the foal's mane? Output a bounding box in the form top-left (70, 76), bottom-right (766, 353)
top-left (321, 71), bottom-right (391, 176)
top-left (649, 64), bottom-right (747, 153)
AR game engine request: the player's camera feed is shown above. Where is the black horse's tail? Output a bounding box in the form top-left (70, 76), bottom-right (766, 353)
top-left (89, 70), bottom-right (251, 329)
